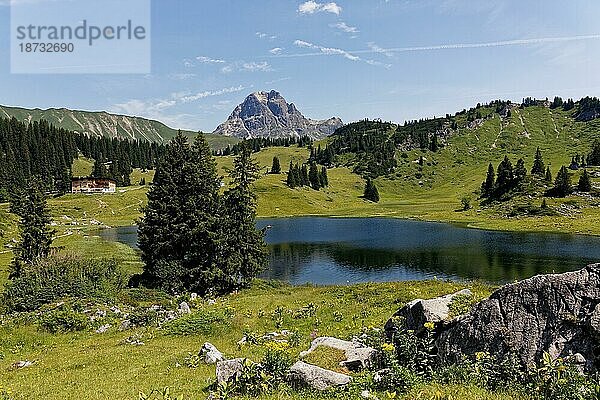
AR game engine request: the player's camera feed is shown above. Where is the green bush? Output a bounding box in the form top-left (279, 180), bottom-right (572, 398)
top-left (2, 254), bottom-right (125, 312)
top-left (38, 305), bottom-right (89, 333)
top-left (2, 253), bottom-right (126, 312)
top-left (162, 310), bottom-right (228, 335)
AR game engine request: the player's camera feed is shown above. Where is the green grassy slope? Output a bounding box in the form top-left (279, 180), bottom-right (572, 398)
top-left (0, 280), bottom-right (506, 400)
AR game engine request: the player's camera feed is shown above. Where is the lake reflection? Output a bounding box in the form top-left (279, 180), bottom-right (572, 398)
top-left (97, 217), bottom-right (600, 285)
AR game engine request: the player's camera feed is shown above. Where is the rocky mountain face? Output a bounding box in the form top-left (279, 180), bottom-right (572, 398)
top-left (0, 105), bottom-right (191, 143)
top-left (213, 90), bottom-right (343, 139)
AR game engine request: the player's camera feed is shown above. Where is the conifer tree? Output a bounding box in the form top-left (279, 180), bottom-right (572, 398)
top-left (495, 156), bottom-right (514, 195)
top-left (514, 158), bottom-right (527, 186)
top-left (9, 180), bottom-right (55, 279)
top-left (309, 162), bottom-right (321, 190)
top-left (270, 156), bottom-right (281, 174)
top-left (138, 132), bottom-right (222, 293)
top-left (300, 165), bottom-right (309, 187)
top-left (531, 147), bottom-right (545, 176)
top-left (320, 166), bottom-right (329, 187)
top-left (364, 178), bottom-right (380, 202)
top-left (481, 163), bottom-right (495, 197)
top-left (286, 161), bottom-right (297, 188)
top-left (545, 166), bottom-right (553, 183)
top-left (553, 166), bottom-right (572, 197)
top-left (578, 169), bottom-right (592, 192)
top-left (220, 143), bottom-right (268, 291)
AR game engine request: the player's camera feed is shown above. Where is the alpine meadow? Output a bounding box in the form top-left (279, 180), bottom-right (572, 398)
top-left (2, 1), bottom-right (600, 400)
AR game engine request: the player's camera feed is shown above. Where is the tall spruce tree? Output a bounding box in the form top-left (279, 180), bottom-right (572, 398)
top-left (531, 147), bottom-right (545, 176)
top-left (495, 156), bottom-right (514, 196)
top-left (9, 180), bottom-right (55, 279)
top-left (545, 166), bottom-right (553, 183)
top-left (286, 161), bottom-right (297, 188)
top-left (364, 178), bottom-right (380, 202)
top-left (481, 163), bottom-right (495, 197)
top-left (220, 143), bottom-right (268, 292)
top-left (514, 158), bottom-right (527, 186)
top-left (578, 169), bottom-right (592, 192)
top-left (270, 156), bottom-right (281, 174)
top-left (138, 132), bottom-right (222, 293)
top-left (320, 166), bottom-right (329, 187)
top-left (309, 163), bottom-right (321, 190)
top-left (553, 166), bottom-right (572, 197)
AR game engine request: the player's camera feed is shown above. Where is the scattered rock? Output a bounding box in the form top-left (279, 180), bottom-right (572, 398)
top-left (200, 342), bottom-right (225, 364)
top-left (95, 324), bottom-right (111, 334)
top-left (287, 361), bottom-right (351, 390)
top-left (13, 360), bottom-right (33, 369)
top-left (300, 337), bottom-right (377, 371)
top-left (178, 302), bottom-right (191, 315)
top-left (190, 293), bottom-right (198, 301)
top-left (119, 320), bottom-right (131, 330)
top-left (216, 358), bottom-right (246, 384)
top-left (385, 289), bottom-right (472, 335)
top-left (437, 264), bottom-right (600, 372)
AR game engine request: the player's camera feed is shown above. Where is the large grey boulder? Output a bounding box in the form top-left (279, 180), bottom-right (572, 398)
top-left (287, 361), bottom-right (351, 390)
top-left (300, 336), bottom-right (378, 371)
top-left (437, 264), bottom-right (600, 372)
top-left (216, 358), bottom-right (246, 384)
top-left (200, 342), bottom-right (224, 364)
top-left (385, 289), bottom-right (472, 335)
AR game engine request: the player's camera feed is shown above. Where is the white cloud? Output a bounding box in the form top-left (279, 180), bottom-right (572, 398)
top-left (110, 85), bottom-right (247, 129)
top-left (331, 22), bottom-right (358, 34)
top-left (368, 42), bottom-right (394, 58)
top-left (293, 39), bottom-right (359, 61)
top-left (298, 1), bottom-right (341, 15)
top-left (294, 40), bottom-right (316, 48)
top-left (220, 61), bottom-right (274, 73)
top-left (284, 35), bottom-right (600, 60)
top-left (256, 32), bottom-right (277, 40)
top-left (242, 61), bottom-right (273, 72)
top-left (196, 56), bottom-right (226, 64)
top-left (269, 47), bottom-right (283, 55)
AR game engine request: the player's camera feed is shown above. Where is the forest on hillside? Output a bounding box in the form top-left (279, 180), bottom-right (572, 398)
top-left (0, 117), bottom-right (165, 201)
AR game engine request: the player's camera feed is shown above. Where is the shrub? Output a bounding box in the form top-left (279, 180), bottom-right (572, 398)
top-left (262, 341), bottom-right (294, 382)
top-left (38, 305), bottom-right (89, 333)
top-left (162, 310), bottom-right (228, 335)
top-left (2, 253), bottom-right (126, 312)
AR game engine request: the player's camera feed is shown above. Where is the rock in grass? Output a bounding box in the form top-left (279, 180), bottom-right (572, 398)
top-left (200, 342), bottom-right (224, 364)
top-left (300, 336), bottom-right (377, 371)
top-left (437, 264), bottom-right (600, 373)
top-left (287, 361), bottom-right (351, 390)
top-left (385, 288), bottom-right (472, 335)
top-left (178, 301), bottom-right (191, 315)
top-left (216, 358), bottom-right (246, 384)
top-left (13, 360), bottom-right (33, 369)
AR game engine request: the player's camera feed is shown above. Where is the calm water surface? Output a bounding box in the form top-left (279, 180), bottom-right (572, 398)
top-left (96, 217), bottom-right (600, 285)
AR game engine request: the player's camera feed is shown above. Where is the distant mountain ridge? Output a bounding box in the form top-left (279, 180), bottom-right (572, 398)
top-left (0, 105), bottom-right (192, 143)
top-left (213, 90), bottom-right (343, 139)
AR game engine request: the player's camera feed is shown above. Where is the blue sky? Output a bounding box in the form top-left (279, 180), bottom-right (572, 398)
top-left (1, 0), bottom-right (600, 132)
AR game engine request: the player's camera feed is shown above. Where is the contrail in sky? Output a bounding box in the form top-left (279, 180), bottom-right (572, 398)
top-left (274, 34), bottom-right (600, 58)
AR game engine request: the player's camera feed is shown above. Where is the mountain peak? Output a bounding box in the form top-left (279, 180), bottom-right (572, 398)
top-left (213, 91), bottom-right (343, 139)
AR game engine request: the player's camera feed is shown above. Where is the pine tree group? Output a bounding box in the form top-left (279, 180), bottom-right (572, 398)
top-left (137, 133), bottom-right (267, 294)
top-left (286, 162), bottom-right (328, 190)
